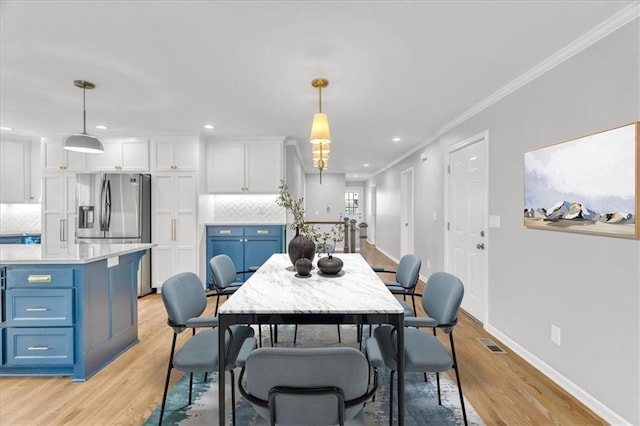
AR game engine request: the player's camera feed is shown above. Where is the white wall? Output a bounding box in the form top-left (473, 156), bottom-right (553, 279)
top-left (304, 172), bottom-right (345, 222)
top-left (370, 16), bottom-right (640, 425)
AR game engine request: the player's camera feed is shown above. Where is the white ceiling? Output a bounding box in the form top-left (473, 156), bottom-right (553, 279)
top-left (0, 1), bottom-right (634, 178)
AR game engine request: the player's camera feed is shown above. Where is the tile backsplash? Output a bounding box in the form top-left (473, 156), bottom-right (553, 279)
top-left (0, 203), bottom-right (41, 233)
top-left (199, 194), bottom-right (286, 224)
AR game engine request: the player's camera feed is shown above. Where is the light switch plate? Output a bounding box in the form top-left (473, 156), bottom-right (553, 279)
top-left (489, 215), bottom-right (501, 228)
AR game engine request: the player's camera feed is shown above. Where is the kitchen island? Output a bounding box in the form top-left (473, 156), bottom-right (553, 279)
top-left (0, 243), bottom-right (154, 381)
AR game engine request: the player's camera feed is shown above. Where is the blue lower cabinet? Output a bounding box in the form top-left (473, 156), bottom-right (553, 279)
top-left (0, 250), bottom-right (144, 381)
top-left (206, 225), bottom-right (285, 287)
top-left (6, 327), bottom-right (74, 366)
top-left (6, 289), bottom-right (73, 327)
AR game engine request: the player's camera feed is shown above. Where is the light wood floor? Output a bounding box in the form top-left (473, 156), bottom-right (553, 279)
top-left (0, 246), bottom-right (605, 425)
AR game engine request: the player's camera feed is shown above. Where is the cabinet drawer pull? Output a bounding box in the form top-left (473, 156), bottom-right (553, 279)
top-left (26, 307), bottom-right (50, 312)
top-left (27, 274), bottom-right (52, 283)
top-left (257, 229), bottom-right (269, 235)
top-left (28, 345), bottom-right (52, 351)
top-left (219, 230), bottom-right (232, 235)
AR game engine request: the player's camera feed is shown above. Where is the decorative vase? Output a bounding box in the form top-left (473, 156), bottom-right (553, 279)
top-left (294, 257), bottom-right (313, 277)
top-left (317, 254), bottom-right (343, 275)
top-left (288, 227), bottom-right (316, 265)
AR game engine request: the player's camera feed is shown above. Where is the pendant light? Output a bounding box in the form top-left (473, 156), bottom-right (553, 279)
top-left (64, 80), bottom-right (104, 154)
top-left (309, 78), bottom-right (331, 183)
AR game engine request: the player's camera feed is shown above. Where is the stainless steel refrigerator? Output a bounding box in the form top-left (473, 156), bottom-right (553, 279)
top-left (75, 173), bottom-right (152, 296)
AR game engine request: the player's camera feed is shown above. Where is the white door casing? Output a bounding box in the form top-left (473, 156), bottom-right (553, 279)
top-left (400, 168), bottom-right (415, 256)
top-left (445, 131), bottom-right (489, 324)
top-left (370, 184), bottom-right (377, 245)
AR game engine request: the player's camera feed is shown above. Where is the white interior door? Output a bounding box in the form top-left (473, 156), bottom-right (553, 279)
top-left (400, 168), bottom-right (414, 256)
top-left (446, 132), bottom-right (488, 323)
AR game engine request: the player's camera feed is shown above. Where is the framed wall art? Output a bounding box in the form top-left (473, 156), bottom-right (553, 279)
top-left (524, 122), bottom-right (639, 238)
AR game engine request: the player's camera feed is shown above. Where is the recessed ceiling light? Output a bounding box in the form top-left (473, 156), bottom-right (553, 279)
top-left (363, 163), bottom-right (370, 167)
top-left (95, 124), bottom-right (109, 130)
top-left (204, 124), bottom-right (215, 130)
top-left (0, 126), bottom-right (13, 131)
top-left (392, 137), bottom-right (401, 142)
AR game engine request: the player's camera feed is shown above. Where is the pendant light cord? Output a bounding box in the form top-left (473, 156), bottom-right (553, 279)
top-left (82, 85), bottom-right (87, 135)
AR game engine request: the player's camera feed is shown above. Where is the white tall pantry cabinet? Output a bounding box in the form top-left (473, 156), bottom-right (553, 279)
top-left (40, 137), bottom-right (87, 254)
top-left (150, 137), bottom-right (198, 289)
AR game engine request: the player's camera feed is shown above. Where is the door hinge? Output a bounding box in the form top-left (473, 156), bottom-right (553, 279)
top-left (447, 165), bottom-right (450, 174)
top-left (447, 222), bottom-right (450, 231)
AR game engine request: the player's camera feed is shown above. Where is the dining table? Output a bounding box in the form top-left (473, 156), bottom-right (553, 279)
top-left (217, 252), bottom-right (406, 425)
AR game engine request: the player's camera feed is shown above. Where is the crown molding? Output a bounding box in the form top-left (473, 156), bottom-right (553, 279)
top-left (436, 2), bottom-right (640, 137)
top-left (372, 2), bottom-right (640, 180)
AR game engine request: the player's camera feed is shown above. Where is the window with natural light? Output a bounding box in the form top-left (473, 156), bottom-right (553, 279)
top-left (345, 191), bottom-right (359, 215)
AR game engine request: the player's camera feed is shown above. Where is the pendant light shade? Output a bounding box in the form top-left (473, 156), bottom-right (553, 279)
top-left (310, 113), bottom-right (331, 144)
top-left (312, 142), bottom-right (330, 154)
top-left (309, 78), bottom-right (331, 183)
top-left (64, 134), bottom-right (104, 154)
top-left (64, 80), bottom-right (104, 154)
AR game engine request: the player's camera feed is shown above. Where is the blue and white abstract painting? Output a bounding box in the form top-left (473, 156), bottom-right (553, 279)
top-left (524, 123), bottom-right (637, 237)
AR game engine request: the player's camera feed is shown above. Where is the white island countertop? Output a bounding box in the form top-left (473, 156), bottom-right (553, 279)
top-left (0, 243), bottom-right (156, 264)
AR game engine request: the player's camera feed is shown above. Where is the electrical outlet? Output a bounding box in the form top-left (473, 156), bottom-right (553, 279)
top-left (551, 325), bottom-right (561, 346)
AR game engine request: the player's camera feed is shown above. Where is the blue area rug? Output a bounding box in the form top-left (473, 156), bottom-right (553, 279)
top-left (145, 325), bottom-right (484, 425)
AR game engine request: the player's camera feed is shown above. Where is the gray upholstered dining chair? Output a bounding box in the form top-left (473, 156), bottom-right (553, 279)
top-left (372, 254), bottom-right (422, 313)
top-left (365, 271), bottom-right (468, 426)
top-left (159, 272), bottom-right (257, 426)
top-left (210, 254), bottom-right (274, 346)
top-left (239, 346), bottom-right (378, 426)
top-left (209, 254), bottom-right (252, 315)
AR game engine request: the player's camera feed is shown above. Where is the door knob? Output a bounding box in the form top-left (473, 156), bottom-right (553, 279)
top-left (476, 243), bottom-right (485, 250)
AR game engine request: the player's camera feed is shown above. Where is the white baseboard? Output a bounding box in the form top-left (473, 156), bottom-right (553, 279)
top-left (374, 246), bottom-right (399, 265)
top-left (485, 324), bottom-right (632, 425)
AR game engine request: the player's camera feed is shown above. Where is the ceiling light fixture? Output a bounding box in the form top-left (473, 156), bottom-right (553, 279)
top-left (392, 137), bottom-right (401, 142)
top-left (0, 126), bottom-right (13, 131)
top-left (309, 78), bottom-right (331, 184)
top-left (64, 80), bottom-right (104, 154)
top-left (204, 124), bottom-right (215, 130)
top-left (95, 124), bottom-right (109, 130)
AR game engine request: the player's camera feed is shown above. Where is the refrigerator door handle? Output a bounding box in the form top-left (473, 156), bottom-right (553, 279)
top-left (105, 179), bottom-right (112, 231)
top-left (99, 176), bottom-right (107, 231)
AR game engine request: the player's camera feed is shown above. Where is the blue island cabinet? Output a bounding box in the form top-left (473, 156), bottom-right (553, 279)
top-left (0, 250), bottom-right (145, 381)
top-left (206, 225), bottom-right (285, 287)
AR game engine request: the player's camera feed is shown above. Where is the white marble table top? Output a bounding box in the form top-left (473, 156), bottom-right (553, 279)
top-left (219, 253), bottom-right (403, 315)
top-left (0, 243), bottom-right (156, 264)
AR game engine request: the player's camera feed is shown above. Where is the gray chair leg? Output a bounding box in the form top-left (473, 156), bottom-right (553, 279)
top-left (449, 332), bottom-right (468, 426)
top-left (214, 294), bottom-right (221, 316)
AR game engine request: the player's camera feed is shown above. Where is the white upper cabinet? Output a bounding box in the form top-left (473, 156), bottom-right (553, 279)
top-left (151, 136), bottom-right (198, 172)
top-left (42, 137), bottom-right (87, 173)
top-left (0, 139), bottom-right (28, 202)
top-left (207, 139), bottom-right (283, 193)
top-left (87, 138), bottom-right (149, 171)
